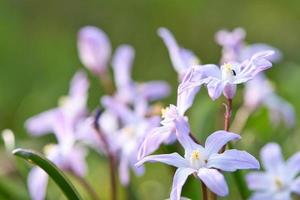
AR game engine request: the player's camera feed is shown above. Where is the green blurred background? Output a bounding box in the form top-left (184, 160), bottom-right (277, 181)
top-left (1, 0), bottom-right (300, 199)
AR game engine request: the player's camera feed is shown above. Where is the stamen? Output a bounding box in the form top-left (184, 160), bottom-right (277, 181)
top-left (191, 150), bottom-right (200, 160)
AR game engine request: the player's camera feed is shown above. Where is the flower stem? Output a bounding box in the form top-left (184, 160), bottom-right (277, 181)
top-left (94, 109), bottom-right (117, 200)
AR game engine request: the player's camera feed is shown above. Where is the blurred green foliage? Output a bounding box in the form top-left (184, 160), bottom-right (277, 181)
top-left (1, 0), bottom-right (300, 199)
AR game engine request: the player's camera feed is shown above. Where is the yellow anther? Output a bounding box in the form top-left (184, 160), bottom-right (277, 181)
top-left (274, 177), bottom-right (283, 189)
top-left (191, 150), bottom-right (200, 160)
top-left (223, 63), bottom-right (232, 70)
top-left (161, 107), bottom-right (168, 119)
top-left (43, 144), bottom-right (55, 155)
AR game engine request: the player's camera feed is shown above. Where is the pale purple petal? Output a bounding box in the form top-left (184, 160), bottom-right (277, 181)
top-left (119, 156), bottom-right (130, 186)
top-left (138, 126), bottom-right (173, 159)
top-left (135, 153), bottom-right (190, 168)
top-left (28, 167), bottom-right (49, 200)
top-left (112, 45), bottom-right (134, 90)
top-left (240, 43), bottom-right (282, 63)
top-left (170, 168), bottom-right (195, 200)
top-left (78, 26), bottom-right (111, 74)
top-left (206, 78), bottom-right (225, 100)
top-left (260, 143), bottom-right (284, 173)
top-left (69, 71), bottom-right (89, 99)
top-left (101, 96), bottom-right (135, 124)
top-left (207, 149), bottom-right (259, 172)
top-left (25, 109), bottom-right (58, 136)
top-left (197, 168), bottom-right (229, 197)
top-left (286, 152), bottom-right (300, 179)
top-left (67, 145), bottom-right (87, 177)
top-left (223, 83), bottom-right (236, 100)
top-left (291, 176), bottom-right (300, 195)
top-left (246, 172), bottom-right (273, 190)
top-left (204, 131), bottom-right (241, 155)
top-left (158, 27), bottom-right (198, 77)
top-left (233, 50), bottom-right (274, 84)
top-left (175, 117), bottom-right (201, 153)
top-left (138, 81), bottom-right (171, 101)
top-left (215, 28), bottom-right (245, 48)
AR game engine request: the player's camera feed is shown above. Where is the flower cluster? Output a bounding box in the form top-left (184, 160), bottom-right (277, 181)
top-left (20, 26), bottom-right (298, 200)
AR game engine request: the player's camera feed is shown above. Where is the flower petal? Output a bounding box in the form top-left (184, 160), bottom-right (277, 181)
top-left (170, 168), bottom-right (195, 200)
top-left (260, 143), bottom-right (284, 173)
top-left (119, 156), bottom-right (130, 186)
top-left (28, 167), bottom-right (49, 200)
top-left (204, 131), bottom-right (241, 155)
top-left (77, 26), bottom-right (111, 74)
top-left (197, 168), bottom-right (229, 197)
top-left (67, 145), bottom-right (87, 177)
top-left (112, 45), bottom-right (134, 90)
top-left (135, 153), bottom-right (189, 168)
top-left (207, 149), bottom-right (260, 172)
top-left (138, 126), bottom-right (173, 159)
top-left (246, 172), bottom-right (273, 190)
top-left (138, 81), bottom-right (171, 101)
top-left (248, 192), bottom-right (273, 200)
top-left (206, 78), bottom-right (225, 100)
top-left (25, 109), bottom-right (58, 136)
top-left (286, 152), bottom-right (300, 179)
top-left (291, 176), bottom-right (300, 195)
top-left (175, 117), bottom-right (202, 153)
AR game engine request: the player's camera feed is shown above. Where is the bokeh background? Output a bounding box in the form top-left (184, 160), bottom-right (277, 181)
top-left (1, 0), bottom-right (300, 199)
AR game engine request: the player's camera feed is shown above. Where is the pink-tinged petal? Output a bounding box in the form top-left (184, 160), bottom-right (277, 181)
top-left (135, 153), bottom-right (189, 168)
top-left (175, 117), bottom-right (201, 153)
top-left (28, 167), bottom-right (49, 200)
top-left (286, 152), bottom-right (300, 179)
top-left (291, 177), bottom-right (300, 195)
top-left (138, 81), bottom-right (171, 101)
top-left (240, 43), bottom-right (282, 63)
top-left (233, 50), bottom-right (274, 84)
top-left (25, 109), bottom-right (58, 136)
top-left (206, 78), bottom-right (224, 101)
top-left (197, 168), bottom-right (229, 197)
top-left (223, 83), bottom-right (236, 100)
top-left (205, 131), bottom-right (241, 155)
top-left (246, 172), bottom-right (273, 190)
top-left (157, 27), bottom-right (198, 77)
top-left (119, 156), bottom-right (130, 186)
top-left (207, 149), bottom-right (259, 172)
top-left (112, 45), bottom-right (134, 90)
top-left (67, 145), bottom-right (87, 177)
top-left (248, 192), bottom-right (273, 200)
top-left (138, 126), bottom-right (173, 159)
top-left (260, 143), bottom-right (284, 173)
top-left (78, 26), bottom-right (111, 74)
top-left (170, 168), bottom-right (195, 200)
top-left (215, 28), bottom-right (245, 48)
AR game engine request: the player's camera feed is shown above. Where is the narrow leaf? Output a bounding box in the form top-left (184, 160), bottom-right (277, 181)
top-left (12, 148), bottom-right (82, 200)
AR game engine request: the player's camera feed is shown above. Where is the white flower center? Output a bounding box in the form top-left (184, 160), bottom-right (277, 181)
top-left (189, 150), bottom-right (207, 169)
top-left (274, 176), bottom-right (284, 191)
top-left (221, 63), bottom-right (236, 82)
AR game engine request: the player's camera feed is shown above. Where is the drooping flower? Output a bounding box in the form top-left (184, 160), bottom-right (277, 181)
top-left (77, 26), bottom-right (111, 75)
top-left (246, 143), bottom-right (300, 200)
top-left (102, 96), bottom-right (160, 185)
top-left (157, 27), bottom-right (200, 80)
top-left (179, 50), bottom-right (274, 101)
top-left (25, 71), bottom-right (91, 200)
top-left (137, 118), bottom-right (259, 200)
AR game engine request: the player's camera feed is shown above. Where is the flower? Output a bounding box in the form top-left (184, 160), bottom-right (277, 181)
top-left (102, 96), bottom-right (160, 185)
top-left (216, 28), bottom-right (295, 127)
top-left (136, 118), bottom-right (259, 200)
top-left (179, 50), bottom-right (274, 101)
top-left (158, 27), bottom-right (200, 80)
top-left (244, 74), bottom-right (295, 127)
top-left (138, 104), bottom-right (185, 159)
top-left (25, 71), bottom-right (91, 200)
top-left (111, 44), bottom-right (171, 109)
top-left (246, 143), bottom-right (300, 200)
top-left (77, 26), bottom-right (111, 75)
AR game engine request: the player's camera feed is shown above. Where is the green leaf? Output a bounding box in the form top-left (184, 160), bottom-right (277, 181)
top-left (12, 148), bottom-right (82, 200)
